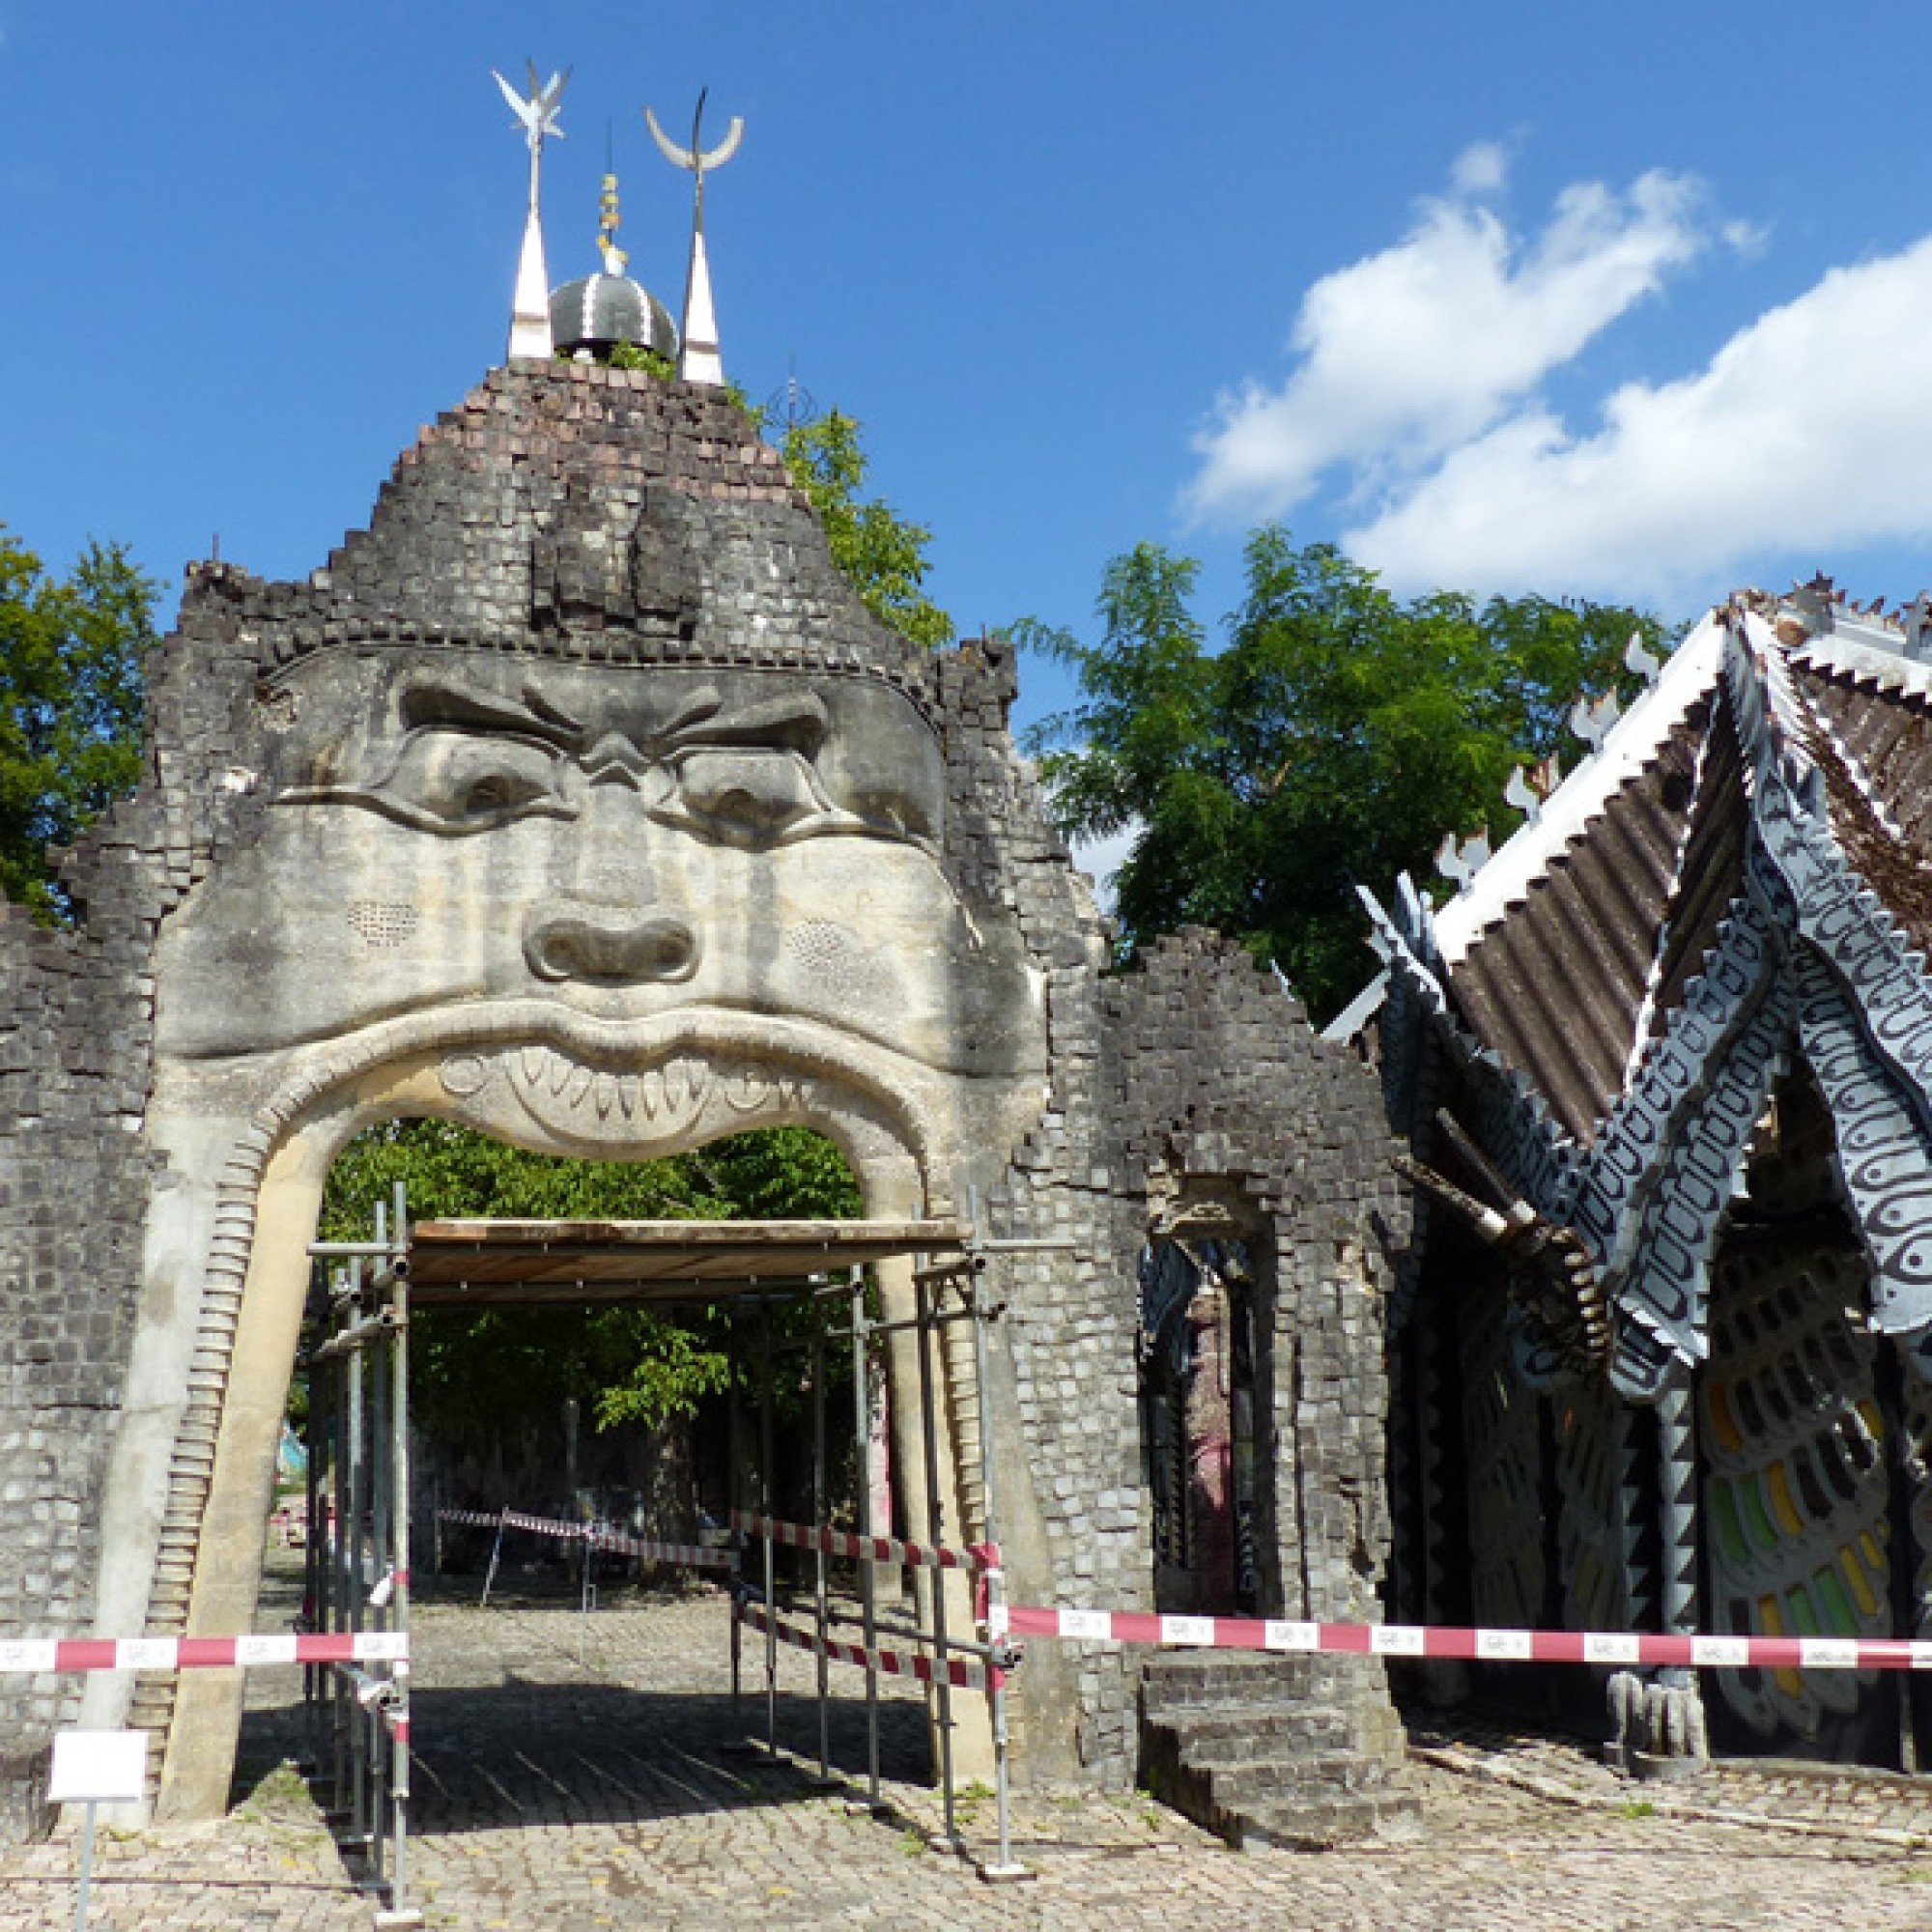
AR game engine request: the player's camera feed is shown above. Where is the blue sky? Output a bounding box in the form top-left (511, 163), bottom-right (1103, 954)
top-left (8, 1), bottom-right (1932, 743)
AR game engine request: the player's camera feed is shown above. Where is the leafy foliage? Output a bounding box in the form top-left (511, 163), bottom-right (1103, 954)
top-left (319, 1122), bottom-right (863, 1440)
top-left (601, 340), bottom-right (679, 383)
top-left (779, 411), bottom-right (953, 648)
top-left (0, 528), bottom-right (160, 920)
top-left (1022, 527), bottom-right (1666, 1021)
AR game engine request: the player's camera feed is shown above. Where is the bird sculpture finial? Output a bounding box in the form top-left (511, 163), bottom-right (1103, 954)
top-left (492, 62), bottom-right (570, 362)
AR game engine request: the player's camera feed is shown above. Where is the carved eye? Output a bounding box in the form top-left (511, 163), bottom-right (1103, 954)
top-left (379, 733), bottom-right (565, 832)
top-left (460, 771), bottom-right (544, 819)
top-left (674, 750), bottom-right (823, 841)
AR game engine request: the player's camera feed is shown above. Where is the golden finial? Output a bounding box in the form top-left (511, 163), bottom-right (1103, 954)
top-left (599, 124), bottom-right (627, 274)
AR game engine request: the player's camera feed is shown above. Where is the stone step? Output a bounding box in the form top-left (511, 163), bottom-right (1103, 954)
top-left (1150, 1696), bottom-right (1360, 1741)
top-left (1186, 1748), bottom-right (1395, 1803)
top-left (1141, 1652), bottom-right (1320, 1711)
top-left (1145, 1730), bottom-right (1417, 1849)
top-left (1150, 1729), bottom-right (1391, 1798)
top-left (1151, 1716), bottom-right (1368, 1770)
top-left (1137, 1638), bottom-right (1412, 1851)
top-left (1236, 1787), bottom-right (1424, 1852)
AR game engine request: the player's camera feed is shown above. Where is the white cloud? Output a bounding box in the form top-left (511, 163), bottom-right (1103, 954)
top-left (1722, 216), bottom-right (1771, 259)
top-left (1186, 160), bottom-right (1710, 523)
top-left (1346, 234), bottom-right (1932, 604)
top-left (1451, 139), bottom-right (1511, 198)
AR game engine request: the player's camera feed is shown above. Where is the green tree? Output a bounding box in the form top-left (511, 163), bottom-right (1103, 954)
top-left (319, 1121), bottom-right (863, 1441)
top-left (779, 410), bottom-right (953, 648)
top-left (1021, 527), bottom-right (1666, 1022)
top-left (0, 528), bottom-right (160, 920)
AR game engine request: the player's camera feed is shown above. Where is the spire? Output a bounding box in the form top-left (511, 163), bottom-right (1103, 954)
top-left (644, 89), bottom-right (744, 387)
top-left (493, 62), bottom-right (570, 362)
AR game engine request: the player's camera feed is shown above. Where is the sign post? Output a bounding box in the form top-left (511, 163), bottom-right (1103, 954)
top-left (48, 1729), bottom-right (148, 1932)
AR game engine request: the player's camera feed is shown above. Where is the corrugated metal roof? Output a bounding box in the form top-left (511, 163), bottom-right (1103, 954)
top-left (1377, 592), bottom-right (1932, 1390)
top-left (1795, 660), bottom-right (1932, 959)
top-left (1647, 695), bottom-right (1747, 1043)
top-left (1380, 591), bottom-right (1932, 1159)
top-left (1444, 717), bottom-right (1702, 1143)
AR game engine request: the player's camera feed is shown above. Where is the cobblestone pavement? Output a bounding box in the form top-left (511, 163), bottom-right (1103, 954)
top-left (9, 1558), bottom-right (1932, 1929)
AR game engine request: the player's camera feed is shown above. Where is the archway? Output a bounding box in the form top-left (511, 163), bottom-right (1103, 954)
top-left (80, 1017), bottom-right (990, 1820)
top-left (12, 363), bottom-right (1404, 1847)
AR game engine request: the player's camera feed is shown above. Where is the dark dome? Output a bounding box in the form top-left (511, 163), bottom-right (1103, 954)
top-left (549, 272), bottom-right (678, 360)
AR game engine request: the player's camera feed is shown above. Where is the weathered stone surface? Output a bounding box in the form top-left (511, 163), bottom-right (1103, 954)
top-left (0, 361), bottom-right (1405, 1834)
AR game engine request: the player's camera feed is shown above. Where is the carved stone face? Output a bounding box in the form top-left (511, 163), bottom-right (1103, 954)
top-left (156, 655), bottom-right (1040, 1083)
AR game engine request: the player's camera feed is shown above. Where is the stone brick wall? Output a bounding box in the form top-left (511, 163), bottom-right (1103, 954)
top-left (0, 360), bottom-right (1406, 1831)
top-left (0, 803), bottom-right (162, 1834)
top-left (980, 927), bottom-right (1409, 1782)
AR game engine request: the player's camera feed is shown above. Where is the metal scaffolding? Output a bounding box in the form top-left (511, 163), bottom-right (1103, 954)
top-left (301, 1197), bottom-right (1028, 1902)
top-left (302, 1187), bottom-right (415, 1926)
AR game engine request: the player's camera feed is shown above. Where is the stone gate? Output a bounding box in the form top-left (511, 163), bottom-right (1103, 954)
top-left (0, 358), bottom-right (1405, 1835)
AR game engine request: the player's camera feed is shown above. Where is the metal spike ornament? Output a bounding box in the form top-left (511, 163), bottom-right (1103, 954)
top-left (493, 61), bottom-right (570, 361)
top-left (645, 88), bottom-right (744, 386)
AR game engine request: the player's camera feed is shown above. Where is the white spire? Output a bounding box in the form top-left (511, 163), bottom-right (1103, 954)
top-left (509, 206), bottom-right (554, 360)
top-left (679, 228), bottom-right (724, 385)
top-left (644, 91), bottom-right (743, 388)
top-left (493, 63), bottom-right (570, 362)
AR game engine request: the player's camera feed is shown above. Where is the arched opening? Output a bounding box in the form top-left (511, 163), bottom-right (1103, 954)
top-left (224, 1117), bottom-right (972, 1873)
top-left (139, 1024), bottom-right (990, 1828)
top-left (1138, 1212), bottom-right (1265, 1620)
top-left (311, 1118), bottom-right (866, 1562)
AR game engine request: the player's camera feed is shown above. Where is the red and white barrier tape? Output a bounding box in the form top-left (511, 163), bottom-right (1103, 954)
top-left (730, 1511), bottom-right (996, 1576)
top-left (0, 1632), bottom-right (409, 1675)
top-left (994, 1605), bottom-right (1932, 1673)
top-left (440, 1507), bottom-right (736, 1573)
top-left (736, 1600), bottom-right (997, 1692)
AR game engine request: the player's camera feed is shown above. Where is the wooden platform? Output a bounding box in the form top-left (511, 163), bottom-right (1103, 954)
top-left (405, 1217), bottom-right (963, 1306)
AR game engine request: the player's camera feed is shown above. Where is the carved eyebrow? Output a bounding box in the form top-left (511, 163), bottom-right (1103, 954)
top-left (398, 681), bottom-right (583, 746)
top-left (664, 692), bottom-right (829, 756)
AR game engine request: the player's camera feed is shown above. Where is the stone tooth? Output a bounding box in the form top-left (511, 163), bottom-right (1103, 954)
top-left (726, 1065), bottom-right (769, 1112)
top-left (549, 1052), bottom-right (574, 1097)
top-left (617, 1075), bottom-right (639, 1120)
top-left (566, 1066), bottom-right (593, 1109)
top-left (594, 1072), bottom-right (616, 1120)
top-left (638, 1070), bottom-right (664, 1121)
top-left (521, 1045), bottom-right (548, 1088)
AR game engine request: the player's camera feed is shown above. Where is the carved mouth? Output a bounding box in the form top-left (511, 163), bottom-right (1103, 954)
top-left (506, 1043), bottom-right (807, 1139)
top-left (513, 1044), bottom-right (711, 1127)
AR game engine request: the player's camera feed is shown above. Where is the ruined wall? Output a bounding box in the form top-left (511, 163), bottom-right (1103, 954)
top-left (0, 546), bottom-right (271, 1835)
top-left (980, 927), bottom-right (1408, 1782)
top-left (0, 361), bottom-right (1405, 1831)
top-left (0, 881), bottom-right (156, 1836)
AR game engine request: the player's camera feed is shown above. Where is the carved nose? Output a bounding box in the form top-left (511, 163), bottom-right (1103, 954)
top-left (524, 908), bottom-right (701, 984)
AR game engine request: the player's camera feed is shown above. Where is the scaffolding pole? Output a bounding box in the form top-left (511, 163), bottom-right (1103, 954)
top-left (850, 1265), bottom-right (883, 1810)
top-left (304, 1199), bottom-right (417, 1927)
top-left (759, 1308), bottom-right (778, 1760)
top-left (913, 1267), bottom-right (959, 1853)
top-left (966, 1192), bottom-right (1026, 1881)
top-left (719, 1232), bottom-right (1024, 1872)
top-left (808, 1327), bottom-right (830, 1783)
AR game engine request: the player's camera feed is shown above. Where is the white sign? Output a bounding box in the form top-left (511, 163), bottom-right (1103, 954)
top-left (49, 1731), bottom-right (148, 1805)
